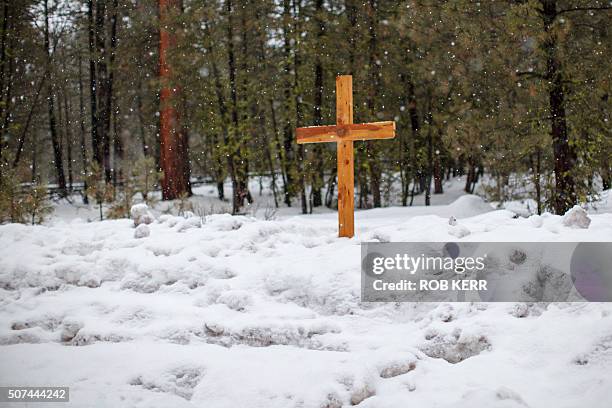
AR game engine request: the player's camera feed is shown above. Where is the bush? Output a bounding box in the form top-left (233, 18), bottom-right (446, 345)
top-left (23, 184), bottom-right (54, 224)
top-left (106, 181), bottom-right (136, 220)
top-left (0, 170), bottom-right (53, 225)
top-left (0, 169), bottom-right (26, 223)
top-left (85, 163), bottom-right (115, 221)
top-left (132, 157), bottom-right (162, 206)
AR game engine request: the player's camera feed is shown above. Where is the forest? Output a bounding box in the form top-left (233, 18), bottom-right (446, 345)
top-left (0, 0), bottom-right (610, 222)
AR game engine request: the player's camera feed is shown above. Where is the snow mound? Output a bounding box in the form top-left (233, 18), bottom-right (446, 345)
top-left (563, 205), bottom-right (591, 229)
top-left (421, 327), bottom-right (491, 363)
top-left (503, 201), bottom-right (534, 218)
top-left (447, 195), bottom-right (494, 218)
top-left (129, 365), bottom-right (205, 401)
top-left (448, 222), bottom-right (471, 238)
top-left (177, 216), bottom-right (202, 232)
top-left (134, 224), bottom-right (150, 238)
top-left (131, 203), bottom-right (154, 226)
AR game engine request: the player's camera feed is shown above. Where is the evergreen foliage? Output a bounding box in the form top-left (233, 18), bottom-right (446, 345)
top-left (0, 0), bottom-right (609, 216)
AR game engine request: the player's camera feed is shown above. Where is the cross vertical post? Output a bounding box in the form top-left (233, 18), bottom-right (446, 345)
top-left (336, 76), bottom-right (355, 238)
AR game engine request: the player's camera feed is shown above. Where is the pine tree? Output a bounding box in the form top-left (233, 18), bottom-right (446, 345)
top-left (86, 163), bottom-right (114, 221)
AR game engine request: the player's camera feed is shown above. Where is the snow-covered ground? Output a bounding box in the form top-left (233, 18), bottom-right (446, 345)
top-left (50, 175), bottom-right (491, 222)
top-left (1, 180), bottom-right (612, 407)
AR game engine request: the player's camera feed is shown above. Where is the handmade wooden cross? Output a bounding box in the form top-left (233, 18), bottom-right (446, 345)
top-left (296, 75), bottom-right (396, 238)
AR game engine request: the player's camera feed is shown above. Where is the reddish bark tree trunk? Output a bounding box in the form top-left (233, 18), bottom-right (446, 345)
top-left (159, 0), bottom-right (191, 200)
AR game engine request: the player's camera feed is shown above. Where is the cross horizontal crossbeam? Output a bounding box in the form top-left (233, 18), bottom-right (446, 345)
top-left (296, 121), bottom-right (395, 144)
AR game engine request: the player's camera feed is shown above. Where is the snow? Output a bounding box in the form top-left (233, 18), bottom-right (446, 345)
top-left (1, 188), bottom-right (612, 407)
top-left (131, 203), bottom-right (155, 227)
top-left (134, 223), bottom-right (151, 238)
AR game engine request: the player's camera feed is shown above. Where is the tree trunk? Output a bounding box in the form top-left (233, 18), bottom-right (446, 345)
top-left (136, 78), bottom-right (149, 157)
top-left (292, 0), bottom-right (307, 214)
top-left (95, 0), bottom-right (112, 182)
top-left (13, 70), bottom-right (46, 169)
top-left (424, 97), bottom-right (433, 206)
top-left (399, 71), bottom-right (420, 205)
top-left (408, 76), bottom-right (421, 201)
top-left (0, 0), bottom-right (10, 165)
top-left (262, 126), bottom-right (279, 208)
top-left (225, 0), bottom-right (248, 212)
top-left (253, 26), bottom-right (279, 208)
top-left (107, 0), bottom-right (119, 184)
top-left (433, 161), bottom-right (443, 194)
top-left (409, 176), bottom-right (417, 206)
top-left (602, 161), bottom-right (611, 191)
top-left (533, 148), bottom-right (542, 215)
top-left (112, 94), bottom-right (123, 187)
top-left (87, 0), bottom-right (101, 169)
top-left (63, 88), bottom-right (74, 191)
top-left (465, 161), bottom-right (475, 193)
top-left (159, 0), bottom-right (192, 200)
top-left (44, 0), bottom-right (67, 197)
top-left (357, 156), bottom-right (369, 209)
top-left (77, 53), bottom-right (89, 204)
top-left (31, 130), bottom-right (37, 183)
top-left (324, 167), bottom-right (337, 208)
top-left (541, 0), bottom-right (577, 215)
top-left (433, 131), bottom-right (443, 194)
top-left (345, 0), bottom-right (361, 208)
top-left (311, 0), bottom-right (325, 207)
top-left (366, 0), bottom-right (381, 207)
top-left (0, 31), bottom-right (11, 144)
top-left (203, 22), bottom-right (228, 202)
top-left (267, 96), bottom-right (286, 197)
top-left (281, 0), bottom-right (296, 208)
top-left (236, 8), bottom-right (253, 209)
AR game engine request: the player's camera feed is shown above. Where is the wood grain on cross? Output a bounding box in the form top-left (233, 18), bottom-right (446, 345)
top-left (296, 75), bottom-right (396, 238)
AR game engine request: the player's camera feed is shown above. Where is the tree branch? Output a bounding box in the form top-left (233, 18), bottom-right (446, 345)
top-left (516, 71), bottom-right (545, 80)
top-left (557, 6), bottom-right (612, 16)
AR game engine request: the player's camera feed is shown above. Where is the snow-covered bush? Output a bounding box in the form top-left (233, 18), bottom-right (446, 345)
top-left (421, 327), bottom-right (491, 363)
top-left (177, 216), bottom-right (201, 232)
top-left (562, 205), bottom-right (591, 229)
top-left (349, 383), bottom-right (376, 405)
top-left (60, 320), bottom-right (83, 343)
top-left (130, 203), bottom-right (154, 227)
top-left (378, 359), bottom-right (416, 378)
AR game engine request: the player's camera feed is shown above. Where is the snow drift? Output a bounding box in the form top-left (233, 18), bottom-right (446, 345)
top-left (1, 196), bottom-right (611, 407)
